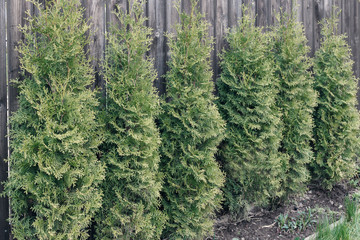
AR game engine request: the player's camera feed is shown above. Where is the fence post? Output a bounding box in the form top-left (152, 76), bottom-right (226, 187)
top-left (0, 0), bottom-right (9, 237)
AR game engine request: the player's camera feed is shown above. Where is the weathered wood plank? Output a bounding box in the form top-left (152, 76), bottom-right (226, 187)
top-left (324, 0), bottom-right (332, 19)
top-left (333, 0), bottom-right (342, 34)
top-left (296, 0), bottom-right (304, 22)
top-left (314, 0), bottom-right (324, 52)
top-left (280, 0), bottom-right (291, 16)
top-left (268, 0), bottom-right (280, 26)
top-left (181, 0), bottom-right (192, 15)
top-left (147, 0), bottom-right (166, 94)
top-left (165, 0), bottom-right (179, 84)
top-left (215, 0), bottom-right (228, 81)
top-left (347, 0), bottom-right (356, 75)
top-left (355, 0), bottom-right (360, 79)
top-left (303, 0), bottom-right (314, 56)
top-left (106, 0), bottom-right (127, 30)
top-left (7, 0), bottom-right (31, 115)
top-left (228, 0), bottom-right (241, 28)
top-left (82, 0), bottom-right (106, 91)
top-left (199, 0), bottom-right (216, 83)
top-left (242, 0), bottom-right (255, 21)
top-left (0, 0), bottom-right (9, 238)
top-left (256, 0), bottom-right (267, 28)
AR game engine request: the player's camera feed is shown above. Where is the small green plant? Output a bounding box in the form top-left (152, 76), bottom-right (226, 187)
top-left (345, 197), bottom-right (357, 222)
top-left (349, 178), bottom-right (360, 188)
top-left (315, 197), bottom-right (360, 240)
top-left (276, 213), bottom-right (290, 232)
top-left (276, 208), bottom-right (317, 233)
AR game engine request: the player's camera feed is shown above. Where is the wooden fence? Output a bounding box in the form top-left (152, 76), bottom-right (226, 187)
top-left (0, 0), bottom-right (360, 239)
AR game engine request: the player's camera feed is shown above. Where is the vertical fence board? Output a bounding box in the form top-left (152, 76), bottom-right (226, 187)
top-left (314, 0), bottom-right (324, 52)
top-left (348, 0), bottom-right (356, 74)
top-left (181, 0), bottom-right (192, 14)
top-left (256, 0), bottom-right (267, 27)
top-left (215, 0), bottom-right (228, 80)
top-left (7, 0), bottom-right (30, 115)
top-left (333, 0), bottom-right (342, 34)
top-left (165, 0), bottom-right (179, 35)
top-left (148, 0), bottom-right (166, 94)
top-left (0, 0), bottom-right (9, 238)
top-left (268, 0), bottom-right (279, 26)
top-left (324, 0), bottom-right (332, 18)
top-left (106, 0), bottom-right (127, 30)
top-left (242, 0), bottom-right (255, 20)
top-left (355, 0), bottom-right (360, 79)
top-left (82, 0), bottom-right (106, 92)
top-left (303, 0), bottom-right (314, 56)
top-left (296, 0), bottom-right (304, 22)
top-left (228, 0), bottom-right (241, 28)
top-left (280, 0), bottom-right (291, 15)
top-left (199, 0), bottom-right (216, 83)
top-left (165, 0), bottom-right (179, 82)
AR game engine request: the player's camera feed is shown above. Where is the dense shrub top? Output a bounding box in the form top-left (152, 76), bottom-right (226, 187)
top-left (3, 0), bottom-right (105, 239)
top-left (312, 16), bottom-right (360, 189)
top-left (217, 8), bottom-right (284, 218)
top-left (272, 11), bottom-right (317, 197)
top-left (159, 0), bottom-right (226, 239)
top-left (94, 1), bottom-right (166, 239)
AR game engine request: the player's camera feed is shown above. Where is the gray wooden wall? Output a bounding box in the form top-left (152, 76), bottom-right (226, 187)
top-left (1, 0), bottom-right (360, 239)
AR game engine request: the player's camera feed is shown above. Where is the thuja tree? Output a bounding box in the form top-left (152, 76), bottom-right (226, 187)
top-left (3, 0), bottom-right (105, 239)
top-left (94, 1), bottom-right (165, 239)
top-left (272, 12), bottom-right (317, 196)
top-left (311, 16), bottom-right (360, 189)
top-left (217, 8), bottom-right (284, 218)
top-left (159, 0), bottom-right (225, 238)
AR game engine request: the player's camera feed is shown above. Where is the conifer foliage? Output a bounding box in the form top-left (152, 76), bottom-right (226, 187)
top-left (159, 0), bottom-right (225, 238)
top-left (272, 12), bottom-right (317, 196)
top-left (3, 0), bottom-right (105, 239)
top-left (217, 9), bottom-right (284, 217)
top-left (94, 1), bottom-right (165, 239)
top-left (311, 16), bottom-right (360, 189)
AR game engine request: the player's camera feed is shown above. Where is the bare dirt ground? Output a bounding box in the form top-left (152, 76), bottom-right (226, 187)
top-left (209, 181), bottom-right (358, 240)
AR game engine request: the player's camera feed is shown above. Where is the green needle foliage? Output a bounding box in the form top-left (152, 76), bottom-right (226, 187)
top-left (3, 0), bottom-right (105, 239)
top-left (217, 8), bottom-right (284, 218)
top-left (159, 0), bottom-right (226, 238)
top-left (272, 11), bottom-right (317, 197)
top-left (94, 1), bottom-right (166, 239)
top-left (311, 15), bottom-right (360, 189)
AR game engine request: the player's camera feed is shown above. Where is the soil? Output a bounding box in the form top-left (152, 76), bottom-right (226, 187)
top-left (209, 181), bottom-right (359, 240)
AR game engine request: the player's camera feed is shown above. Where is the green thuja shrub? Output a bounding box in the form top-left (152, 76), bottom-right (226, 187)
top-left (94, 1), bottom-right (165, 239)
top-left (217, 8), bottom-right (284, 218)
top-left (159, 0), bottom-right (226, 238)
top-left (3, 0), bottom-right (105, 239)
top-left (311, 15), bottom-right (360, 189)
top-left (272, 11), bottom-right (317, 197)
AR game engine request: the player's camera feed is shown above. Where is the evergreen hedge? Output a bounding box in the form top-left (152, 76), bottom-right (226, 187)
top-left (217, 8), bottom-right (284, 217)
top-left (159, 0), bottom-right (226, 238)
top-left (272, 12), bottom-right (317, 197)
top-left (3, 0), bottom-right (105, 239)
top-left (94, 1), bottom-right (166, 239)
top-left (311, 16), bottom-right (360, 189)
